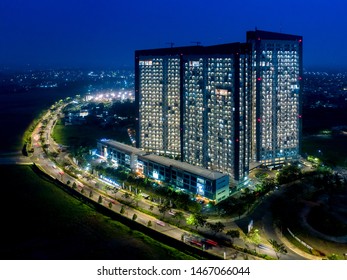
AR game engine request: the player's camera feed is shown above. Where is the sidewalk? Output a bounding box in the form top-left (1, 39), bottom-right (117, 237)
top-left (31, 106), bottom-right (295, 260)
top-left (59, 175), bottom-right (259, 260)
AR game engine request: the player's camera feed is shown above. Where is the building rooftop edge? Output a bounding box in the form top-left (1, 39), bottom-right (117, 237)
top-left (98, 139), bottom-right (228, 181)
top-left (135, 42), bottom-right (250, 56)
top-left (135, 30), bottom-right (302, 57)
top-left (246, 29), bottom-right (302, 40)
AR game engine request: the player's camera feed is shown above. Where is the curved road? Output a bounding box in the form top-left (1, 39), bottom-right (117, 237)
top-left (236, 190), bottom-right (307, 260)
top-left (1, 103), bottom-right (315, 260)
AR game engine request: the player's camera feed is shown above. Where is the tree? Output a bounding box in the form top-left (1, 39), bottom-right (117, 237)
top-left (131, 193), bottom-right (142, 207)
top-left (149, 205), bottom-right (154, 211)
top-left (207, 222), bottom-right (225, 236)
top-left (158, 203), bottom-right (171, 218)
top-left (186, 214), bottom-right (197, 228)
top-left (50, 151), bottom-right (59, 158)
top-left (72, 182), bottom-right (77, 189)
top-left (276, 165), bottom-right (302, 184)
top-left (186, 213), bottom-right (207, 229)
top-left (196, 214), bottom-right (208, 228)
top-left (173, 211), bottom-right (185, 226)
top-left (327, 253), bottom-right (339, 260)
top-left (122, 192), bottom-right (131, 200)
top-left (98, 195), bottom-right (102, 203)
top-left (246, 228), bottom-right (261, 253)
top-left (268, 239), bottom-right (287, 260)
top-left (240, 189), bottom-right (256, 212)
top-left (262, 177), bottom-right (276, 193)
top-left (226, 229), bottom-right (240, 243)
top-left (108, 202), bottom-right (112, 208)
top-left (132, 213), bottom-right (137, 221)
top-left (120, 206), bottom-right (125, 214)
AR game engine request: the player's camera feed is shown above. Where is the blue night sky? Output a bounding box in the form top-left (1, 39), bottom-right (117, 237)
top-left (1, 0), bottom-right (346, 71)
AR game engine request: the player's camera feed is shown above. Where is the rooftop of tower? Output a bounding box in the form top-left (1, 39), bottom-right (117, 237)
top-left (135, 29), bottom-right (303, 58)
top-left (135, 42), bottom-right (251, 57)
top-left (246, 29), bottom-right (303, 41)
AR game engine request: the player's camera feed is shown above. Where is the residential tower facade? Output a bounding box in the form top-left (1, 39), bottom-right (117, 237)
top-left (247, 30), bottom-right (303, 165)
top-left (135, 43), bottom-right (252, 182)
top-left (135, 29), bottom-right (302, 184)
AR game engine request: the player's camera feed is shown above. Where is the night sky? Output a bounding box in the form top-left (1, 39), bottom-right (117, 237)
top-left (1, 0), bottom-right (346, 71)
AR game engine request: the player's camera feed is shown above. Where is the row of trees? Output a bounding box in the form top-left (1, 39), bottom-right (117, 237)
top-left (76, 159), bottom-right (290, 260)
top-left (93, 163), bottom-right (203, 213)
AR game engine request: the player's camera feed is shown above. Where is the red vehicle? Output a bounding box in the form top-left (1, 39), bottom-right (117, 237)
top-left (205, 239), bottom-right (218, 246)
top-left (189, 240), bottom-right (202, 247)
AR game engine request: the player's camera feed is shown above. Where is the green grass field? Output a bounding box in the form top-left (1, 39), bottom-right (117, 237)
top-left (52, 120), bottom-right (131, 148)
top-left (0, 165), bottom-right (195, 260)
top-left (301, 134), bottom-right (347, 167)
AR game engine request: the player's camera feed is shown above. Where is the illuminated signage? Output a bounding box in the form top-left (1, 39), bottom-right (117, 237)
top-left (197, 183), bottom-right (205, 195)
top-left (197, 177), bottom-right (205, 195)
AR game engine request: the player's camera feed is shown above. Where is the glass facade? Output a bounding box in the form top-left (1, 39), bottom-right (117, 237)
top-left (96, 139), bottom-right (229, 203)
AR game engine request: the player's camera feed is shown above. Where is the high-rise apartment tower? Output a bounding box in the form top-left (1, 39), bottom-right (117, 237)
top-left (247, 30), bottom-right (303, 165)
top-left (135, 43), bottom-right (251, 181)
top-left (135, 30), bottom-right (302, 183)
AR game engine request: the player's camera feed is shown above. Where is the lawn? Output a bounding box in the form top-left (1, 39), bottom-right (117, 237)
top-left (301, 134), bottom-right (347, 167)
top-left (52, 120), bottom-right (131, 148)
top-left (272, 181), bottom-right (347, 259)
top-left (0, 165), bottom-right (195, 260)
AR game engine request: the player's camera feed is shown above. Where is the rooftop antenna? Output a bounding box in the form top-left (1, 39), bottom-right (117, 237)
top-left (166, 42), bottom-right (175, 48)
top-left (191, 41), bottom-right (202, 46)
